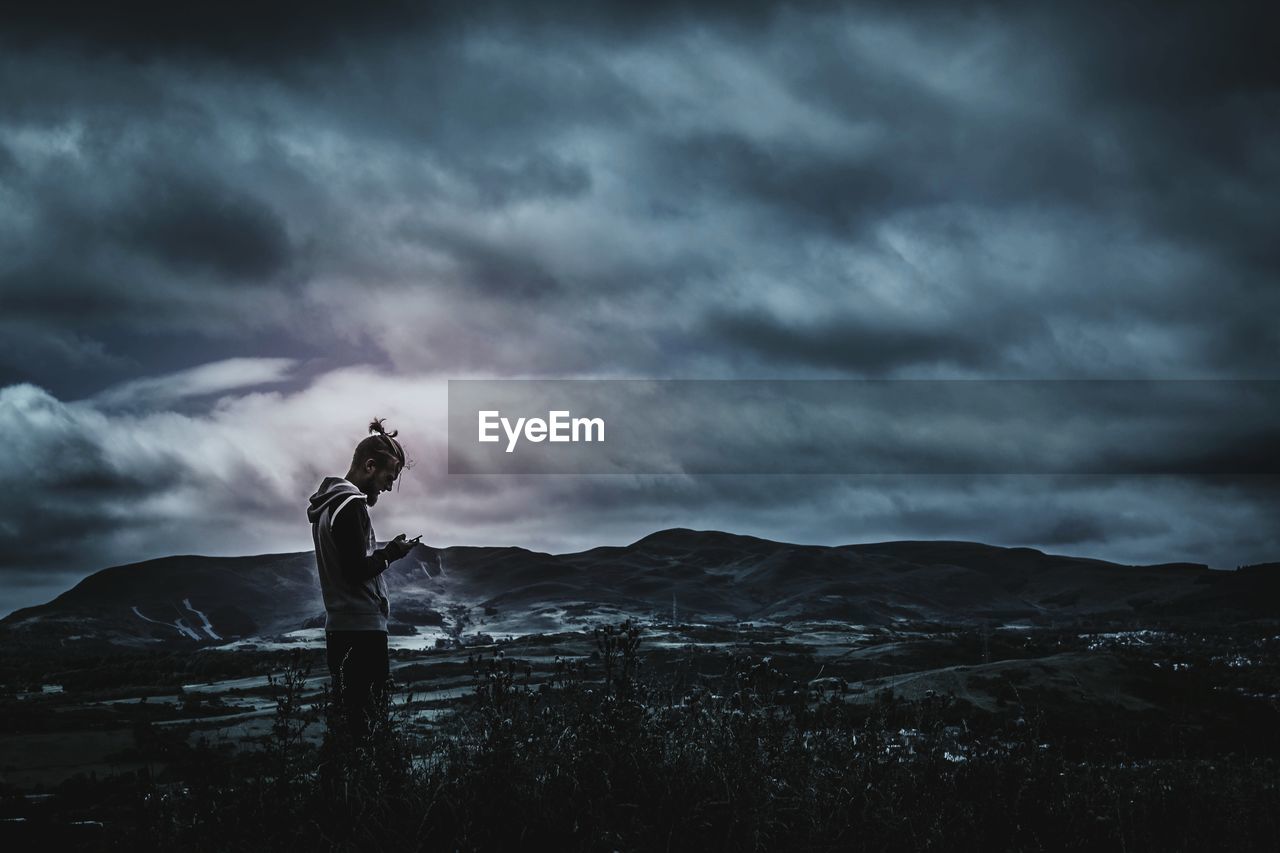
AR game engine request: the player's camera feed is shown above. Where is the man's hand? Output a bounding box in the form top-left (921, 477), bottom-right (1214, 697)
top-left (383, 533), bottom-right (420, 562)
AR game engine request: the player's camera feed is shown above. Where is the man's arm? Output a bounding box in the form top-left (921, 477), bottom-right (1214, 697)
top-left (331, 501), bottom-right (391, 584)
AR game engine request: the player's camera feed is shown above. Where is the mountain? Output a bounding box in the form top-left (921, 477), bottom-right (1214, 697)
top-left (0, 529), bottom-right (1271, 648)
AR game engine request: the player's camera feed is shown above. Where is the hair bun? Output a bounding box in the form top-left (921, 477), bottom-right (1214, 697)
top-left (369, 417), bottom-right (399, 439)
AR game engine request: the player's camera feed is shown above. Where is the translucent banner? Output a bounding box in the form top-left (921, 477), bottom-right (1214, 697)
top-left (447, 380), bottom-right (1280, 475)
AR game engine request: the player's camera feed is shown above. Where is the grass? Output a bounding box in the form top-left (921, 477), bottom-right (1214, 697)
top-left (2, 620), bottom-right (1277, 851)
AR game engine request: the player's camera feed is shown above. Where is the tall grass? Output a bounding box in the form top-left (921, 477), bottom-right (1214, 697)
top-left (15, 624), bottom-right (1280, 852)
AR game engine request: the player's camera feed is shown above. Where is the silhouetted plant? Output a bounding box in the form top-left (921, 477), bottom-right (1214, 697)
top-left (33, 621), bottom-right (1280, 852)
top-left (593, 618), bottom-right (642, 700)
top-left (263, 649), bottom-right (318, 795)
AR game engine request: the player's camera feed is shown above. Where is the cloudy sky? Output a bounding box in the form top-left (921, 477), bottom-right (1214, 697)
top-left (2, 1), bottom-right (1276, 615)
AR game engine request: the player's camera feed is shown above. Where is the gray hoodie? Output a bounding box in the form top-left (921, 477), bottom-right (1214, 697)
top-left (307, 476), bottom-right (390, 632)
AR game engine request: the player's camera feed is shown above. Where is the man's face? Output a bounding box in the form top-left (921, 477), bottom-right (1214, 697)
top-left (363, 460), bottom-right (402, 506)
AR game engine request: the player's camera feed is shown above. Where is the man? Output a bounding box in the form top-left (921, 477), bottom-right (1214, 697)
top-left (307, 418), bottom-right (417, 744)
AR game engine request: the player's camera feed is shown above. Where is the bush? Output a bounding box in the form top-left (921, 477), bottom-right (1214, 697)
top-left (31, 625), bottom-right (1280, 851)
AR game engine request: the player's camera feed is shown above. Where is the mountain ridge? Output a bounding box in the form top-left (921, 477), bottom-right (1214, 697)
top-left (2, 528), bottom-right (1267, 648)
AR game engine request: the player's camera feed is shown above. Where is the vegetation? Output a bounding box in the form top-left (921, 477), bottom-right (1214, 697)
top-left (2, 621), bottom-right (1277, 851)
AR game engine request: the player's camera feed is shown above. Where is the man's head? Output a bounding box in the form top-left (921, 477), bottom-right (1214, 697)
top-left (346, 418), bottom-right (407, 506)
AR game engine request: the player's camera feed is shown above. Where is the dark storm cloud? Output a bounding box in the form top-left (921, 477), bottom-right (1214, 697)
top-left (0, 384), bottom-right (186, 574)
top-left (0, 148), bottom-right (297, 328)
top-left (5, 148), bottom-right (295, 288)
top-left (1, 1), bottom-right (843, 63)
top-left (0, 141), bottom-right (17, 177)
top-left (0, 82), bottom-right (314, 392)
top-left (452, 153), bottom-right (594, 209)
top-left (1, 267), bottom-right (127, 320)
top-left (113, 171), bottom-right (293, 280)
top-left (666, 131), bottom-right (915, 238)
top-left (1016, 2), bottom-right (1280, 287)
top-left (777, 8), bottom-right (1277, 287)
top-left (703, 309), bottom-right (1014, 373)
top-left (1, 1), bottom-right (1277, 614)
top-left (394, 221), bottom-right (565, 300)
top-left (0, 1), bottom-right (426, 64)
top-left (4, 0), bottom-right (1274, 381)
top-left (657, 94), bottom-right (1110, 237)
top-left (1041, 0), bottom-right (1279, 106)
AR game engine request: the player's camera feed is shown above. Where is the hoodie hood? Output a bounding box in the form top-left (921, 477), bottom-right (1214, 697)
top-left (307, 476), bottom-right (366, 524)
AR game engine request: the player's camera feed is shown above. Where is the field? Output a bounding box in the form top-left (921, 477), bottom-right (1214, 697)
top-left (1, 617), bottom-right (1277, 850)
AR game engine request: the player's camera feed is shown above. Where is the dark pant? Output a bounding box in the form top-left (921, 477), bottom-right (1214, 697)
top-left (325, 630), bottom-right (390, 744)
